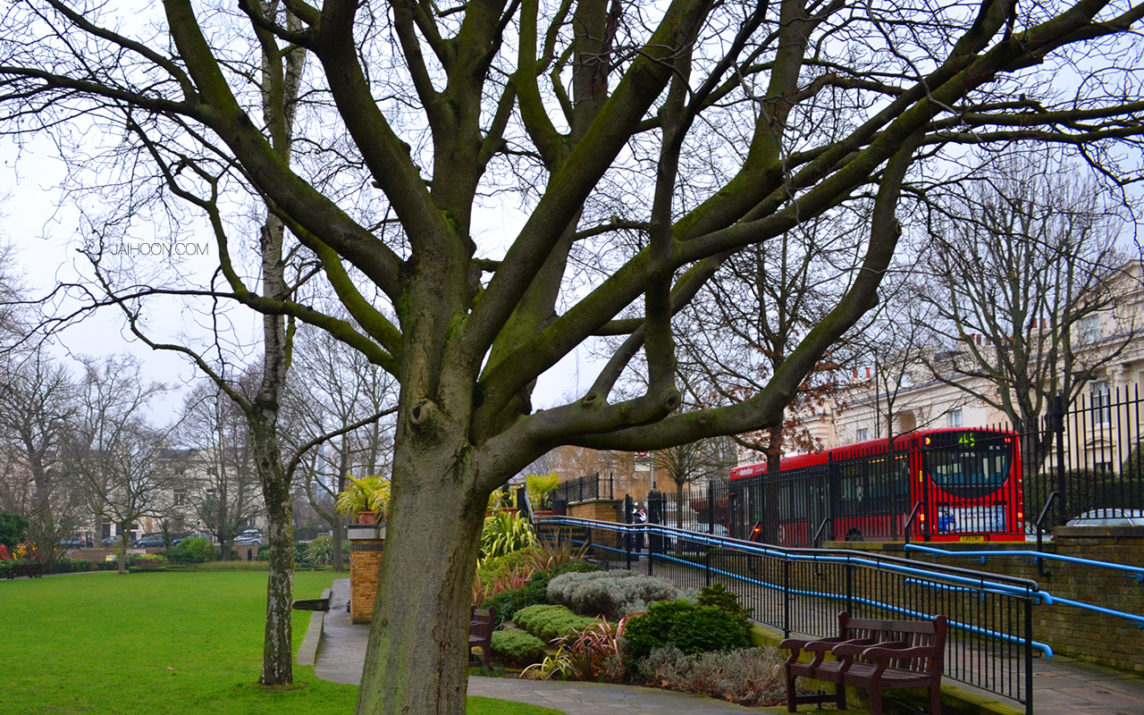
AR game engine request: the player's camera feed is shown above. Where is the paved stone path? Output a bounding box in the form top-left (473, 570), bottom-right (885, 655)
top-left (309, 578), bottom-right (1144, 714)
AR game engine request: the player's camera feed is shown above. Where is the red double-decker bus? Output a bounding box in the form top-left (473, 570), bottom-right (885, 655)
top-left (728, 428), bottom-right (1025, 545)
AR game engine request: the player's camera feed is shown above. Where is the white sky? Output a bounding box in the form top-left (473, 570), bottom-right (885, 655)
top-left (1, 136), bottom-right (593, 425)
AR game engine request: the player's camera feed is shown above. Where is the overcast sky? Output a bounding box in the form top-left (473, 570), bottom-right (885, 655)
top-left (1, 134), bottom-right (594, 425)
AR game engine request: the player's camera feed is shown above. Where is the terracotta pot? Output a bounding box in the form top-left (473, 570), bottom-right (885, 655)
top-left (356, 510), bottom-right (378, 525)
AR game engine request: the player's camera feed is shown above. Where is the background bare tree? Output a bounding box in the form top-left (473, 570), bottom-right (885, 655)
top-left (654, 436), bottom-right (737, 528)
top-left (178, 380), bottom-right (263, 559)
top-left (915, 155), bottom-right (1137, 470)
top-left (287, 324), bottom-right (397, 569)
top-left (65, 355), bottom-right (172, 574)
top-left (0, 347), bottom-right (83, 566)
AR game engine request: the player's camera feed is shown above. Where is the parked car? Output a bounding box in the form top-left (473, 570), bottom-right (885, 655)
top-left (133, 533), bottom-right (166, 548)
top-left (670, 523), bottom-right (731, 551)
top-left (58, 536), bottom-right (85, 549)
top-left (1065, 509), bottom-right (1144, 527)
top-left (101, 535), bottom-right (121, 546)
top-left (172, 532), bottom-right (213, 546)
top-left (234, 529), bottom-right (262, 547)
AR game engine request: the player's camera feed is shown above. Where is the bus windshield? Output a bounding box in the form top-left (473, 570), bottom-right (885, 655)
top-left (922, 432), bottom-right (1012, 499)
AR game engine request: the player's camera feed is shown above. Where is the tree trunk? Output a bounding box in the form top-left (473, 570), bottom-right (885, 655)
top-left (251, 419), bottom-right (295, 686)
top-left (118, 526), bottom-right (129, 575)
top-left (356, 445), bottom-right (487, 714)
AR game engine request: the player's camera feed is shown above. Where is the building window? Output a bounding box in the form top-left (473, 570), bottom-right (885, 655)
top-left (948, 409), bottom-right (963, 427)
top-left (1078, 315), bottom-right (1101, 344)
top-left (1091, 381), bottom-right (1111, 426)
top-left (856, 428), bottom-right (870, 442)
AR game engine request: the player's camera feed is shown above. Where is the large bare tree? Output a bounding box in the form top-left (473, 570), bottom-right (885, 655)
top-left (2, 1), bottom-right (1143, 711)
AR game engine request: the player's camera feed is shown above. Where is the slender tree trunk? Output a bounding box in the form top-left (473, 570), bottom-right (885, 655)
top-left (118, 526), bottom-right (129, 575)
top-left (355, 439), bottom-right (487, 714)
top-left (252, 417), bottom-right (295, 685)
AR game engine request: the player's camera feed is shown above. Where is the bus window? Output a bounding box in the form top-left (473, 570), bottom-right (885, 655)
top-left (923, 433), bottom-right (1011, 499)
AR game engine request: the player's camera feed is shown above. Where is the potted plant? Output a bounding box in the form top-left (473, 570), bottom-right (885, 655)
top-left (336, 475), bottom-right (391, 525)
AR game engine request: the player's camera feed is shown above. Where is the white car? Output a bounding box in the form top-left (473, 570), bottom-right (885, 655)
top-left (234, 529), bottom-right (262, 546)
top-left (1065, 509), bottom-right (1144, 527)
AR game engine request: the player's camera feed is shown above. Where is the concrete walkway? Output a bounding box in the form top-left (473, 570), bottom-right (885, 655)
top-left (306, 579), bottom-right (1144, 714)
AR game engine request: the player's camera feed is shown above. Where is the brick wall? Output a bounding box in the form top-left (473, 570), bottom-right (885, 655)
top-left (900, 527), bottom-right (1144, 673)
top-left (567, 498), bottom-right (623, 523)
top-left (350, 540), bottom-right (384, 624)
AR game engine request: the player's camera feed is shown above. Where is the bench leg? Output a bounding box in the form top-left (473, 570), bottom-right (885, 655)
top-left (835, 681), bottom-right (847, 710)
top-left (930, 683), bottom-right (942, 714)
top-left (785, 669), bottom-right (798, 713)
top-left (868, 687), bottom-right (883, 715)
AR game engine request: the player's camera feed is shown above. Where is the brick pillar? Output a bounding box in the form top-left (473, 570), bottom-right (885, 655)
top-left (347, 524), bottom-right (386, 624)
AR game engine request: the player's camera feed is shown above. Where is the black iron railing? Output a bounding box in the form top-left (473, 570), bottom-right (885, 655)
top-left (536, 515), bottom-right (1040, 714)
top-left (553, 472), bottom-right (614, 506)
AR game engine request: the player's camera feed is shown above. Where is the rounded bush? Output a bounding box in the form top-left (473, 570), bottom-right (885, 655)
top-left (512, 604), bottom-right (598, 643)
top-left (168, 537), bottom-right (218, 564)
top-left (622, 599), bottom-right (750, 660)
top-left (491, 629), bottom-right (547, 666)
top-left (547, 570), bottom-right (681, 620)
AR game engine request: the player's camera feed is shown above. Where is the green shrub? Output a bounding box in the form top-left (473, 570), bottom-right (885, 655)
top-left (636, 645), bottom-right (785, 706)
top-left (168, 537), bottom-right (219, 564)
top-left (478, 547), bottom-right (539, 583)
top-left (307, 536), bottom-right (334, 565)
top-left (696, 583), bottom-right (752, 629)
top-left (295, 541), bottom-right (311, 567)
top-left (51, 558), bottom-right (96, 574)
top-left (484, 579), bottom-right (550, 625)
top-left (0, 511), bottom-right (29, 549)
top-left (547, 570), bottom-right (681, 620)
top-left (490, 629), bottom-right (547, 666)
top-left (622, 599), bottom-right (750, 661)
top-left (512, 604), bottom-right (598, 643)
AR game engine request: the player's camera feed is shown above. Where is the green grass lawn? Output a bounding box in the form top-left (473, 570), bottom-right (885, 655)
top-left (0, 569), bottom-right (560, 714)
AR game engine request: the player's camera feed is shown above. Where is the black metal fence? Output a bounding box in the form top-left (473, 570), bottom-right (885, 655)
top-left (1021, 386), bottom-right (1144, 530)
top-left (553, 472), bottom-right (614, 506)
top-left (536, 516), bottom-right (1038, 714)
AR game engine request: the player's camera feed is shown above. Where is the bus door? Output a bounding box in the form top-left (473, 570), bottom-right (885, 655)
top-left (809, 470), bottom-right (832, 545)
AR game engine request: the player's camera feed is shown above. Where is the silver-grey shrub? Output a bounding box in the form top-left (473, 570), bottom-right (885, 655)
top-left (547, 570), bottom-right (682, 620)
top-left (636, 645), bottom-right (786, 706)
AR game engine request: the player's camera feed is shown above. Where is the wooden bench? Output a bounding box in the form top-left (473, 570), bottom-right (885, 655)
top-left (781, 612), bottom-right (947, 714)
top-left (469, 605), bottom-right (496, 670)
top-left (6, 562), bottom-right (43, 579)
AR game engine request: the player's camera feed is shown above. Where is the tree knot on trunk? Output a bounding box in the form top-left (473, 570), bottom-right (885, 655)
top-left (410, 399), bottom-right (438, 427)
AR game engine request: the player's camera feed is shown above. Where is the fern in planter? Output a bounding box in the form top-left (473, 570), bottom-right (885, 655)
top-left (335, 475), bottom-right (391, 524)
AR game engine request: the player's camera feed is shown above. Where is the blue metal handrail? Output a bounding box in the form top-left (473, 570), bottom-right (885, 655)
top-left (541, 516), bottom-right (1045, 601)
top-left (904, 543), bottom-right (1144, 582)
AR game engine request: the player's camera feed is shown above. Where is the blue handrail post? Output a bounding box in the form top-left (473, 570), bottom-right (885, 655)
top-left (704, 544), bottom-right (712, 587)
top-left (1025, 592), bottom-right (1035, 715)
top-left (783, 559), bottom-right (791, 638)
top-left (845, 562), bottom-right (854, 615)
